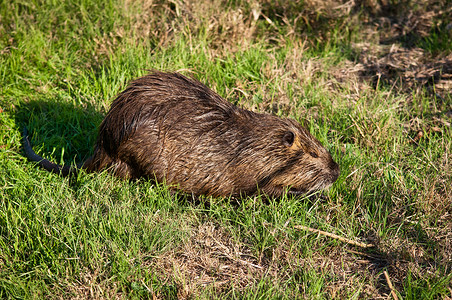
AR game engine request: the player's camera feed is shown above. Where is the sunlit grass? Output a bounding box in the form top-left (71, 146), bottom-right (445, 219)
top-left (1, 0), bottom-right (451, 298)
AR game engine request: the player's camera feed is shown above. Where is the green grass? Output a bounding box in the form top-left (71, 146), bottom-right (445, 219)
top-left (1, 0), bottom-right (451, 298)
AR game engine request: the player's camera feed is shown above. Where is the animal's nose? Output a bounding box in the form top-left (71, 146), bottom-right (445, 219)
top-left (329, 159), bottom-right (340, 182)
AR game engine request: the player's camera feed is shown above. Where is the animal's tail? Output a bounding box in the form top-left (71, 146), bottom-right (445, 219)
top-left (22, 127), bottom-right (76, 177)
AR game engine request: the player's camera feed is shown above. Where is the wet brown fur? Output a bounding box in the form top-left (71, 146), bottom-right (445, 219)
top-left (23, 71), bottom-right (339, 197)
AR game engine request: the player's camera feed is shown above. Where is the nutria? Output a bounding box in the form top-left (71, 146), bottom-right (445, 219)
top-left (23, 71), bottom-right (339, 197)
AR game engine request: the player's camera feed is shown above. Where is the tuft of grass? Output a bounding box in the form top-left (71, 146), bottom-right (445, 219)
top-left (1, 0), bottom-right (451, 298)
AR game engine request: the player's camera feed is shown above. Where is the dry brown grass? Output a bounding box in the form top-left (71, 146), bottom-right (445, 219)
top-left (122, 0), bottom-right (451, 107)
top-left (146, 221), bottom-right (382, 299)
top-left (146, 222), bottom-right (264, 298)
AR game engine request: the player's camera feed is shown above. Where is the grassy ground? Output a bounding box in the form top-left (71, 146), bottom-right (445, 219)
top-left (1, 0), bottom-right (451, 298)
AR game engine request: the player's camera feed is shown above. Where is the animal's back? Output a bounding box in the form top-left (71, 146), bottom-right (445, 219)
top-left (86, 72), bottom-right (254, 195)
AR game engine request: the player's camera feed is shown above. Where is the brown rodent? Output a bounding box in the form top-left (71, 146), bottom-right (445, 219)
top-left (23, 71), bottom-right (339, 197)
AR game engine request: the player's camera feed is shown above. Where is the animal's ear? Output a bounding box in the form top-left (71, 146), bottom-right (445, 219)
top-left (282, 131), bottom-right (295, 147)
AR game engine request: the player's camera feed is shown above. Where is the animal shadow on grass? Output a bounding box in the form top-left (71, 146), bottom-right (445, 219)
top-left (15, 99), bottom-right (103, 176)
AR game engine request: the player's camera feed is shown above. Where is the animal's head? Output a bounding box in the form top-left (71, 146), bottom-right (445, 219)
top-left (254, 117), bottom-right (339, 197)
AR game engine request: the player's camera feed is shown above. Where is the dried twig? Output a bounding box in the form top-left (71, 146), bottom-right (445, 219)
top-left (384, 270), bottom-right (399, 300)
top-left (294, 225), bottom-right (375, 248)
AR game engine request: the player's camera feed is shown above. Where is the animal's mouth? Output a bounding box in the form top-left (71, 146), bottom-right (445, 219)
top-left (268, 176), bottom-right (337, 197)
top-left (286, 179), bottom-right (334, 196)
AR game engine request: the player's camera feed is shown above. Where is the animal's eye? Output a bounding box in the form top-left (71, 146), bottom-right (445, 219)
top-left (282, 131), bottom-right (295, 147)
top-left (309, 152), bottom-right (318, 158)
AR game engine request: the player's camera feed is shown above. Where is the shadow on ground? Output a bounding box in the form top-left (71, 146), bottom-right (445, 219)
top-left (14, 99), bottom-right (104, 165)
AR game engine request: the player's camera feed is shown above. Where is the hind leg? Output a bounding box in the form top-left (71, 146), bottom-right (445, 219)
top-left (110, 160), bottom-right (137, 179)
top-left (83, 150), bottom-right (136, 179)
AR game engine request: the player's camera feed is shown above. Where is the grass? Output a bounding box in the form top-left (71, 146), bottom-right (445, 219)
top-left (1, 0), bottom-right (451, 298)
